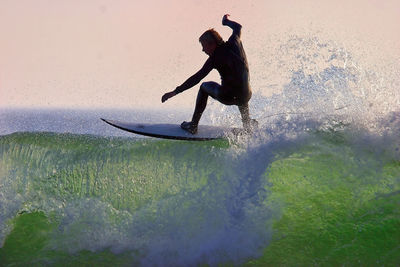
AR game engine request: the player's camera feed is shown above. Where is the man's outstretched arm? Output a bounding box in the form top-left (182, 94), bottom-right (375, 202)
top-left (162, 58), bottom-right (213, 103)
top-left (222, 14), bottom-right (242, 37)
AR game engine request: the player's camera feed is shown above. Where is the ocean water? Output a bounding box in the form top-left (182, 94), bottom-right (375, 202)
top-left (0, 36), bottom-right (399, 266)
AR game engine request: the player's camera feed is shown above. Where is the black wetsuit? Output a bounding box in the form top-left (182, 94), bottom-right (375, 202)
top-left (174, 19), bottom-right (251, 125)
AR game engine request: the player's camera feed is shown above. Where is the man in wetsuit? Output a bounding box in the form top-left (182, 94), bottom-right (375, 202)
top-left (162, 14), bottom-right (257, 134)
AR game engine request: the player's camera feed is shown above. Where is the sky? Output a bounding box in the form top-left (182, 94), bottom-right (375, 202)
top-left (1, 0), bottom-right (399, 109)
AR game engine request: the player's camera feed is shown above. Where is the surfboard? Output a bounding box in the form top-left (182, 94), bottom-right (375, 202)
top-left (101, 118), bottom-right (243, 141)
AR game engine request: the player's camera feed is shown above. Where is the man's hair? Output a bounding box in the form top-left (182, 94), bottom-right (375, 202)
top-left (199, 29), bottom-right (224, 45)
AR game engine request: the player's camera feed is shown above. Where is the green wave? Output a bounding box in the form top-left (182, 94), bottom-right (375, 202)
top-left (253, 138), bottom-right (400, 266)
top-left (0, 131), bottom-right (399, 266)
top-left (0, 133), bottom-right (228, 213)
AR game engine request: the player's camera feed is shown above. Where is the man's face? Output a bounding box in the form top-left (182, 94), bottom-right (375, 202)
top-left (201, 41), bottom-right (216, 56)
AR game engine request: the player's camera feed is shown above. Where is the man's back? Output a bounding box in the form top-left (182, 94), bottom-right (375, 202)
top-left (211, 36), bottom-right (249, 88)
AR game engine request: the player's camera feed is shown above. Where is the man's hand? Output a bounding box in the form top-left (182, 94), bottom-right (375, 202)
top-left (161, 91), bottom-right (177, 103)
top-left (222, 14), bottom-right (230, 25)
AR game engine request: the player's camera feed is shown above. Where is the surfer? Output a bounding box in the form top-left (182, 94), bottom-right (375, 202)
top-left (161, 14), bottom-right (257, 134)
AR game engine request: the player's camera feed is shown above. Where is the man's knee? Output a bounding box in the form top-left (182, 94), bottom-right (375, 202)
top-left (200, 81), bottom-right (214, 90)
top-left (200, 82), bottom-right (220, 97)
top-left (200, 82), bottom-right (208, 91)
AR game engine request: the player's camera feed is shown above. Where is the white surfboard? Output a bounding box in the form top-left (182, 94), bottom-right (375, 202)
top-left (101, 118), bottom-right (243, 141)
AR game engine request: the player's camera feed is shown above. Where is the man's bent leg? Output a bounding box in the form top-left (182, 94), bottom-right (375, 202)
top-left (191, 82), bottom-right (221, 125)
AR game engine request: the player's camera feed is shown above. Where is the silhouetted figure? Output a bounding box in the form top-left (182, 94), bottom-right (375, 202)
top-left (162, 14), bottom-right (257, 134)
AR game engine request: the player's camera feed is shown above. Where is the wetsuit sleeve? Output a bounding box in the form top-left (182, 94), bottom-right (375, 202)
top-left (223, 18), bottom-right (242, 39)
top-left (174, 57), bottom-right (213, 94)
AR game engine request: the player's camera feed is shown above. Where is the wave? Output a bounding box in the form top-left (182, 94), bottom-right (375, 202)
top-left (0, 112), bottom-right (399, 266)
top-left (0, 132), bottom-right (274, 266)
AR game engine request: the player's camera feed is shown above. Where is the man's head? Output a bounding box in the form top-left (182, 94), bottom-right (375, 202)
top-left (199, 29), bottom-right (223, 56)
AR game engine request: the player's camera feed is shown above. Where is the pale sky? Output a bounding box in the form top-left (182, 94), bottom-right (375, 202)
top-left (1, 0), bottom-right (399, 109)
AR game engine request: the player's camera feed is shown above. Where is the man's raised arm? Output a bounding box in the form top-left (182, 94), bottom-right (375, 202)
top-left (222, 14), bottom-right (242, 37)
